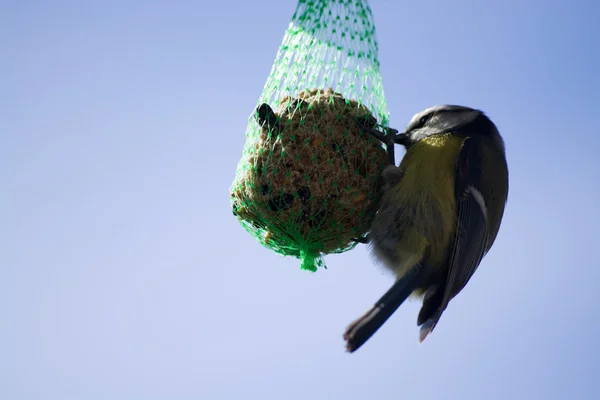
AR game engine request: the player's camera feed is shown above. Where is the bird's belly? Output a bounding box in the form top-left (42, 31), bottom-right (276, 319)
top-left (370, 232), bottom-right (425, 275)
top-left (369, 195), bottom-right (445, 277)
top-left (369, 134), bottom-right (463, 277)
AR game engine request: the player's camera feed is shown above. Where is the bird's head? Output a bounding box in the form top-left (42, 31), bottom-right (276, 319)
top-left (397, 105), bottom-right (501, 149)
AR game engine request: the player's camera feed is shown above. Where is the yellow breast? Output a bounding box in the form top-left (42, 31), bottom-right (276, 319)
top-left (392, 134), bottom-right (464, 265)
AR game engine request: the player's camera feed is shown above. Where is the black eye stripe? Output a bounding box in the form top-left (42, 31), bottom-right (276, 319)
top-left (420, 108), bottom-right (466, 124)
top-left (413, 107), bottom-right (473, 130)
top-left (419, 113), bottom-right (433, 125)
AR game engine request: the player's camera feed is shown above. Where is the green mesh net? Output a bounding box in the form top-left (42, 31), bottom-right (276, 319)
top-left (230, 0), bottom-right (390, 272)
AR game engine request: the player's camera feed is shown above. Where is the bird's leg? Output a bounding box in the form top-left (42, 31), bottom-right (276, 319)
top-left (356, 121), bottom-right (401, 166)
top-left (255, 103), bottom-right (282, 135)
top-left (351, 123), bottom-right (406, 246)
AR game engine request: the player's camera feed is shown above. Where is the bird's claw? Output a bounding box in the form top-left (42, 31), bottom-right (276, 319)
top-left (351, 235), bottom-right (370, 244)
top-left (355, 121), bottom-right (400, 166)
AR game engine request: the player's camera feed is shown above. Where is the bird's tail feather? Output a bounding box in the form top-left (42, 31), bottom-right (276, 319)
top-left (418, 319), bottom-right (437, 343)
top-left (344, 265), bottom-right (426, 352)
top-left (417, 287), bottom-right (446, 343)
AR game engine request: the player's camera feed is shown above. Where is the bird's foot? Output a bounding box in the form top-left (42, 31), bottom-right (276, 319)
top-left (355, 121), bottom-right (401, 166)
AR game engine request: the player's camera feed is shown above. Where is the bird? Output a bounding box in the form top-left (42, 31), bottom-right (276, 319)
top-left (344, 105), bottom-right (509, 352)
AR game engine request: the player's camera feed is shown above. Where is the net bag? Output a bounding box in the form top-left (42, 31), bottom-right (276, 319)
top-left (230, 0), bottom-right (390, 272)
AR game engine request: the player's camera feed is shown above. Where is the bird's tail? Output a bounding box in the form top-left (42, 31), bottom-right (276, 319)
top-left (343, 265), bottom-right (426, 352)
top-left (417, 285), bottom-right (446, 343)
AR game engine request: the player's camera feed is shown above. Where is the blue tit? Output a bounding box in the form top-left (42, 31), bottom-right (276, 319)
top-left (344, 105), bottom-right (509, 352)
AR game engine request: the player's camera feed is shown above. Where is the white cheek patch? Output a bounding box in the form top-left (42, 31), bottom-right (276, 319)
top-left (468, 185), bottom-right (488, 220)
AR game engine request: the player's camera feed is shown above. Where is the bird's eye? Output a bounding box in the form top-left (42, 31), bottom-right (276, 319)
top-left (419, 116), bottom-right (429, 126)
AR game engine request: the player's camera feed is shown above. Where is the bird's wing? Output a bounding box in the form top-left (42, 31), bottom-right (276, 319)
top-left (419, 136), bottom-right (490, 340)
top-left (447, 136), bottom-right (490, 298)
top-left (444, 135), bottom-right (490, 304)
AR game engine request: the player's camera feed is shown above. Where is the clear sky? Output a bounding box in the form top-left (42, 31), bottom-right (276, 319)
top-left (2, 1), bottom-right (600, 399)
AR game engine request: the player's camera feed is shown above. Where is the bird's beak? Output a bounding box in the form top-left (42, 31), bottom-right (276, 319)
top-left (394, 132), bottom-right (409, 146)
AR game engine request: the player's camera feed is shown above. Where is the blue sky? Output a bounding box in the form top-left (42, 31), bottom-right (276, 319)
top-left (2, 0), bottom-right (600, 399)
